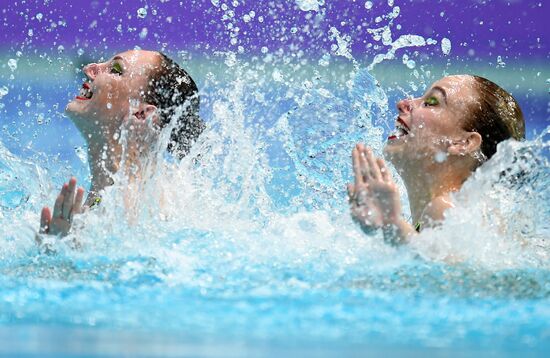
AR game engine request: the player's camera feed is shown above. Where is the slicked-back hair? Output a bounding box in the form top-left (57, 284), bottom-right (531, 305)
top-left (143, 52), bottom-right (205, 158)
top-left (464, 75), bottom-right (525, 161)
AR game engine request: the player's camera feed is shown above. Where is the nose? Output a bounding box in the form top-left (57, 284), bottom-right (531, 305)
top-left (397, 98), bottom-right (413, 114)
top-left (83, 63), bottom-right (100, 80)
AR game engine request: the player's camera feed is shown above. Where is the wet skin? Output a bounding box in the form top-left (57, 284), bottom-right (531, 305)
top-left (39, 50), bottom-right (163, 237)
top-left (348, 75), bottom-right (483, 244)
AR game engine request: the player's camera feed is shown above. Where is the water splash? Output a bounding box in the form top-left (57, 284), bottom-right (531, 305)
top-left (0, 0), bottom-right (548, 350)
top-left (296, 0), bottom-right (324, 12)
top-left (441, 37), bottom-right (452, 55)
top-left (412, 130), bottom-right (550, 269)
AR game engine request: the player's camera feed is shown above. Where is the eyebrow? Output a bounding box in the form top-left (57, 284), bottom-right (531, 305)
top-left (430, 86), bottom-right (448, 104)
top-left (112, 55), bottom-right (126, 64)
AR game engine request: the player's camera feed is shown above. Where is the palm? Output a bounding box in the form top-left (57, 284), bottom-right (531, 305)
top-left (348, 144), bottom-right (402, 230)
top-left (350, 183), bottom-right (385, 227)
top-left (39, 177), bottom-right (85, 237)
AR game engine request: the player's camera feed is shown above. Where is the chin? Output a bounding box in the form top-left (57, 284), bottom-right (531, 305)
top-left (65, 100), bottom-right (97, 136)
top-left (383, 138), bottom-right (404, 157)
top-left (65, 100), bottom-right (77, 115)
top-left (65, 99), bottom-right (87, 118)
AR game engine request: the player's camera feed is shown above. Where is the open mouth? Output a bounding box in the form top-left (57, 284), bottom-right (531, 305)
top-left (388, 117), bottom-right (410, 140)
top-left (75, 82), bottom-right (93, 100)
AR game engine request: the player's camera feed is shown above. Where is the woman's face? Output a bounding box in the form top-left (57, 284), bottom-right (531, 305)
top-left (384, 75), bottom-right (478, 166)
top-left (66, 49), bottom-right (161, 138)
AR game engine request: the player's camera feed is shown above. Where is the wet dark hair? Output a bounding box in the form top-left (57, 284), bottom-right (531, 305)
top-left (463, 75), bottom-right (525, 161)
top-left (143, 52), bottom-right (205, 158)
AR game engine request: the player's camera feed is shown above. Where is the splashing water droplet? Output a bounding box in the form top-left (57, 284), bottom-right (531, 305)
top-left (225, 52), bottom-right (237, 67)
top-left (296, 0), bottom-right (324, 12)
top-left (364, 1), bottom-right (373, 9)
top-left (434, 151), bottom-right (447, 163)
top-left (328, 27), bottom-right (353, 60)
top-left (441, 37), bottom-right (451, 55)
top-left (0, 86), bottom-right (8, 99)
top-left (139, 27), bottom-right (148, 39)
top-left (36, 13), bottom-right (43, 21)
top-left (7, 59), bottom-right (17, 72)
top-left (496, 55), bottom-right (506, 68)
top-left (272, 69), bottom-right (284, 82)
top-left (318, 53), bottom-right (330, 67)
top-left (137, 7), bottom-right (147, 19)
top-left (74, 146), bottom-right (88, 164)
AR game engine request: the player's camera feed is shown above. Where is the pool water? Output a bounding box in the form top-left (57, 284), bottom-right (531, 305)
top-left (1, 1), bottom-right (550, 356)
top-left (1, 57), bottom-right (549, 356)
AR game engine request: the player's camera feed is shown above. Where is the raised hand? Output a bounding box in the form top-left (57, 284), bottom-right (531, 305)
top-left (39, 177), bottom-right (85, 236)
top-left (347, 144), bottom-right (403, 231)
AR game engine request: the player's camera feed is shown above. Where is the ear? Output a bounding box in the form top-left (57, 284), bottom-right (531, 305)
top-left (133, 104), bottom-right (160, 126)
top-left (448, 131), bottom-right (482, 156)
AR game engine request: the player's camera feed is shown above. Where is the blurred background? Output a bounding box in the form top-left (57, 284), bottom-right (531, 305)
top-left (0, 0), bottom-right (548, 164)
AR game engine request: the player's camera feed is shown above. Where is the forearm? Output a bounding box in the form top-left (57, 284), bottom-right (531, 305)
top-left (382, 218), bottom-right (417, 245)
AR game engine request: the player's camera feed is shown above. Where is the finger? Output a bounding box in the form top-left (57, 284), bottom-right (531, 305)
top-left (62, 178), bottom-right (77, 219)
top-left (377, 158), bottom-right (391, 182)
top-left (52, 191), bottom-right (65, 218)
top-left (72, 187), bottom-right (85, 216)
top-left (54, 183), bottom-right (68, 217)
top-left (358, 146), bottom-right (371, 182)
top-left (347, 183), bottom-right (355, 203)
top-left (60, 182), bottom-right (69, 196)
top-left (40, 207), bottom-right (52, 234)
top-left (365, 148), bottom-right (382, 180)
top-left (352, 147), bottom-right (363, 187)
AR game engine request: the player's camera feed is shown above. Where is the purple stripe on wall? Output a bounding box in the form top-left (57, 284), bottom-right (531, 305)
top-left (1, 0), bottom-right (547, 60)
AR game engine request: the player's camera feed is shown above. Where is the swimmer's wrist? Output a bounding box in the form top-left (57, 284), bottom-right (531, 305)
top-left (382, 215), bottom-right (404, 229)
top-left (382, 218), bottom-right (416, 245)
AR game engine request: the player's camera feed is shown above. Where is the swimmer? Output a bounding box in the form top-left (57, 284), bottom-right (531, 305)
top-left (347, 75), bottom-right (525, 244)
top-left (38, 50), bottom-right (204, 236)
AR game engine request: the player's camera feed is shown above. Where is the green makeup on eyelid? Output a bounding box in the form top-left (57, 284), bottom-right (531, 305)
top-left (112, 62), bottom-right (123, 74)
top-left (425, 96), bottom-right (439, 105)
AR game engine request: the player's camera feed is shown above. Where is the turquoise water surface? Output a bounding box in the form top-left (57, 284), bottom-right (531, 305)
top-left (0, 49), bottom-right (549, 357)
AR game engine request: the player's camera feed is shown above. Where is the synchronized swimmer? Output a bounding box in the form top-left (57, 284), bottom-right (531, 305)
top-left (38, 50), bottom-right (204, 236)
top-left (37, 51), bottom-right (526, 247)
top-left (348, 75), bottom-right (524, 244)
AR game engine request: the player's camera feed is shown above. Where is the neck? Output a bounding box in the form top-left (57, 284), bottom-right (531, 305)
top-left (86, 137), bottom-right (121, 197)
top-left (85, 131), bottom-right (154, 200)
top-left (70, 114), bottom-right (155, 205)
top-left (397, 159), bottom-right (469, 223)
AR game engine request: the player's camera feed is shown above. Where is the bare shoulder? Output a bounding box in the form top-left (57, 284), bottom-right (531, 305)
top-left (421, 194), bottom-right (454, 224)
